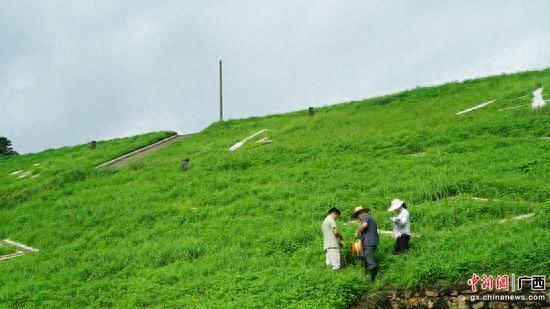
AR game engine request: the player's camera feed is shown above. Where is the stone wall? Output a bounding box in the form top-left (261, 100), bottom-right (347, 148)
top-left (353, 284), bottom-right (549, 309)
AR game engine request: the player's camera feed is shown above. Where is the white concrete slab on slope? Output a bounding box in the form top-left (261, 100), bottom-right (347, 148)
top-left (255, 137), bottom-right (273, 144)
top-left (498, 213), bottom-right (535, 224)
top-left (0, 239), bottom-right (39, 261)
top-left (456, 100), bottom-right (497, 115)
top-left (378, 229), bottom-right (420, 237)
top-left (17, 171), bottom-right (31, 179)
top-left (0, 251), bottom-right (25, 261)
top-left (342, 221), bottom-right (420, 237)
top-left (229, 129), bottom-right (267, 151)
top-left (1, 239), bottom-right (39, 252)
top-left (473, 197), bottom-right (488, 201)
top-left (531, 87), bottom-right (545, 109)
top-left (499, 104), bottom-right (528, 111)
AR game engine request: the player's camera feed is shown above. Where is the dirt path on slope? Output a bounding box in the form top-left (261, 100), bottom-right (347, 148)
top-left (95, 134), bottom-right (192, 169)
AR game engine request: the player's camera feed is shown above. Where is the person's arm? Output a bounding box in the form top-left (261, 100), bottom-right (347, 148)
top-left (328, 218), bottom-right (343, 240)
top-left (395, 211), bottom-right (409, 226)
top-left (354, 221), bottom-right (368, 237)
top-left (332, 228), bottom-right (344, 240)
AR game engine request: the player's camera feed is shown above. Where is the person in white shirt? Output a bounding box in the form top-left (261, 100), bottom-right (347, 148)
top-left (321, 207), bottom-right (344, 270)
top-left (388, 199), bottom-right (410, 254)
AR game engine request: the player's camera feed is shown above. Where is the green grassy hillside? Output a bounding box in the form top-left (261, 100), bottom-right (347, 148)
top-left (1, 70), bottom-right (549, 307)
top-left (0, 244), bottom-right (16, 256)
top-left (0, 131), bottom-right (175, 210)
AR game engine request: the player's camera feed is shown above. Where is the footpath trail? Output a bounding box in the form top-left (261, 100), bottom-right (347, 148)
top-left (95, 134), bottom-right (192, 168)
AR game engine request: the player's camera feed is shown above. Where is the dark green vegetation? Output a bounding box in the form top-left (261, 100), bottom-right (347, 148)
top-left (0, 137), bottom-right (18, 156)
top-left (1, 70), bottom-right (549, 307)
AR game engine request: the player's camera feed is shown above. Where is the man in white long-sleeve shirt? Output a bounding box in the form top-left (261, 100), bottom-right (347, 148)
top-left (388, 199), bottom-right (410, 254)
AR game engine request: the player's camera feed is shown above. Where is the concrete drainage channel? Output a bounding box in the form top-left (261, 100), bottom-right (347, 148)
top-left (95, 134), bottom-right (192, 169)
top-left (0, 239), bottom-right (39, 261)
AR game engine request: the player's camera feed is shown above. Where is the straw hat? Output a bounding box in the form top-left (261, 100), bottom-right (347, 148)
top-left (351, 206), bottom-right (368, 218)
top-left (388, 199), bottom-right (404, 212)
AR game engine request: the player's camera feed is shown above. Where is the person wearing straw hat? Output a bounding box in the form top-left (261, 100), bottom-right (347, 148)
top-left (321, 207), bottom-right (344, 270)
top-left (388, 199), bottom-right (410, 254)
top-left (352, 206), bottom-right (379, 282)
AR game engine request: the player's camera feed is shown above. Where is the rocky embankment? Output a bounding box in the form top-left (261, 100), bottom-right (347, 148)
top-left (353, 283), bottom-right (549, 309)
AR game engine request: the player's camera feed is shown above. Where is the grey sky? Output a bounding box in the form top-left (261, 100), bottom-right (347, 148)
top-left (1, 1), bottom-right (549, 153)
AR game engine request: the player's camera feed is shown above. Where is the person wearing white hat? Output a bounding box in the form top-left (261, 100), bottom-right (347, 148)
top-left (388, 199), bottom-right (410, 254)
top-left (352, 206), bottom-right (379, 282)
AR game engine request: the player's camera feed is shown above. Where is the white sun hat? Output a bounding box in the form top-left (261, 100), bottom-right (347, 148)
top-left (387, 199), bottom-right (404, 212)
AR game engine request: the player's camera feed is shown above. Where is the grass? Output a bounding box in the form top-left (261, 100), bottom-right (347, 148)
top-left (0, 244), bottom-right (16, 256)
top-left (0, 69), bottom-right (549, 307)
top-left (0, 131), bottom-right (175, 210)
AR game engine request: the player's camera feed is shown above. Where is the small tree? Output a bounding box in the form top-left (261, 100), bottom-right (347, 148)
top-left (0, 137), bottom-right (18, 156)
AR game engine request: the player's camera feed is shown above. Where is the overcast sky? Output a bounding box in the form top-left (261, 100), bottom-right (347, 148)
top-left (1, 1), bottom-right (550, 153)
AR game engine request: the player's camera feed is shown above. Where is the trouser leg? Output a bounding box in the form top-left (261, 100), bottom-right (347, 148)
top-left (364, 245), bottom-right (378, 281)
top-left (395, 235), bottom-right (410, 254)
top-left (326, 248), bottom-right (341, 270)
top-left (393, 237), bottom-right (401, 254)
top-left (402, 235), bottom-right (410, 251)
top-left (364, 246), bottom-right (377, 269)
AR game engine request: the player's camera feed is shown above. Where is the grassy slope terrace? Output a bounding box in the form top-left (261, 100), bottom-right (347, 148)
top-left (1, 70), bottom-right (549, 307)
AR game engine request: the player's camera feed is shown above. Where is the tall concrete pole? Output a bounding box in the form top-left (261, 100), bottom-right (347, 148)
top-left (219, 60), bottom-right (223, 121)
